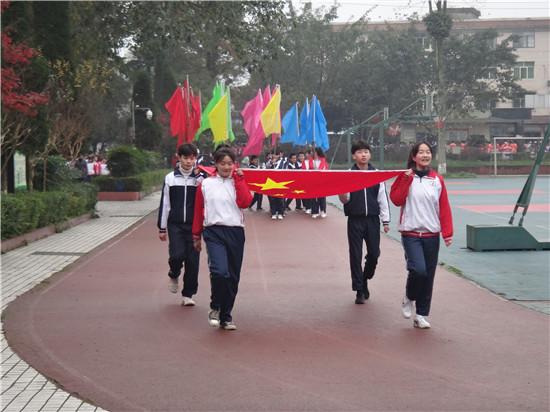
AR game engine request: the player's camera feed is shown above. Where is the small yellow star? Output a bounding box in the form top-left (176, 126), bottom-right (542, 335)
top-left (292, 190), bottom-right (305, 194)
top-left (273, 193), bottom-right (285, 197)
top-left (250, 178), bottom-right (294, 191)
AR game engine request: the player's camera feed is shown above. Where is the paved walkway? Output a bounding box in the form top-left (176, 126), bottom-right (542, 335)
top-left (1, 194), bottom-right (160, 412)
top-left (2, 194), bottom-right (548, 411)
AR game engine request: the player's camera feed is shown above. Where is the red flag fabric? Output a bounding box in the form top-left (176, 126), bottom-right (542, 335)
top-left (189, 92), bottom-right (201, 142)
top-left (165, 81), bottom-right (200, 146)
top-left (164, 87), bottom-right (186, 144)
top-left (198, 167), bottom-right (404, 199)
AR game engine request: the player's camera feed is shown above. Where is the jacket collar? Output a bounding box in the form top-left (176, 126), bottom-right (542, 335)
top-left (351, 163), bottom-right (375, 171)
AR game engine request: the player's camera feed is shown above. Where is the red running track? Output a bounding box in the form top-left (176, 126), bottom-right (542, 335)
top-left (4, 208), bottom-right (549, 411)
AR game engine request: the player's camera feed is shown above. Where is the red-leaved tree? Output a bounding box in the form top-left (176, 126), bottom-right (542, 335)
top-left (1, 1), bottom-right (49, 184)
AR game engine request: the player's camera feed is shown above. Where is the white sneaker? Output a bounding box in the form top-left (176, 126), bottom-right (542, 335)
top-left (181, 296), bottom-right (196, 306)
top-left (320, 212), bottom-right (327, 218)
top-left (305, 209), bottom-right (312, 214)
top-left (401, 296), bottom-right (413, 319)
top-left (271, 215), bottom-right (277, 220)
top-left (277, 214), bottom-right (284, 220)
top-left (208, 310), bottom-right (220, 327)
top-left (221, 321), bottom-right (237, 331)
top-left (311, 214), bottom-right (319, 219)
top-left (168, 277), bottom-right (178, 293)
top-left (413, 315), bottom-right (431, 329)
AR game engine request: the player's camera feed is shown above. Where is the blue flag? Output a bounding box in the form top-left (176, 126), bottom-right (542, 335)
top-left (296, 97), bottom-right (310, 145)
top-left (281, 103), bottom-right (300, 144)
top-left (310, 95), bottom-right (329, 151)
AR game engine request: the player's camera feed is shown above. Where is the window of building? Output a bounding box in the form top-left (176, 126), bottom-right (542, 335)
top-left (513, 62), bottom-right (535, 80)
top-left (415, 36), bottom-right (432, 50)
top-left (512, 33), bottom-right (535, 48)
top-left (512, 96), bottom-right (526, 108)
top-left (525, 94), bottom-right (550, 109)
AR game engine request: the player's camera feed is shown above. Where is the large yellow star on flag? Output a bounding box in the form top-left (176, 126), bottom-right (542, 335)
top-left (250, 178), bottom-right (294, 191)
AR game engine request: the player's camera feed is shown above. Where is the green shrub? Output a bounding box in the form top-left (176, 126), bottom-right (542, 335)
top-left (33, 155), bottom-right (80, 191)
top-left (94, 169), bottom-right (169, 192)
top-left (1, 183), bottom-right (97, 240)
top-left (106, 146), bottom-right (167, 177)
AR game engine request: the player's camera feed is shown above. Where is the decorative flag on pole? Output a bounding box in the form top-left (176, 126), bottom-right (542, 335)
top-left (195, 82), bottom-right (223, 140)
top-left (165, 80), bottom-right (203, 146)
top-left (198, 167), bottom-right (404, 199)
top-left (241, 90), bottom-right (265, 156)
top-left (225, 86), bottom-right (235, 142)
top-left (260, 86), bottom-right (281, 136)
top-left (205, 85), bottom-right (235, 145)
top-left (280, 103), bottom-right (300, 144)
top-left (208, 93), bottom-right (229, 144)
top-left (296, 97), bottom-right (310, 145)
top-left (311, 95), bottom-right (330, 151)
top-left (190, 91), bottom-right (201, 140)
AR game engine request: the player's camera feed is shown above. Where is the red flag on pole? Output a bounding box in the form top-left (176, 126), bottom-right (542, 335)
top-left (165, 79), bottom-right (202, 146)
top-left (165, 87), bottom-right (186, 145)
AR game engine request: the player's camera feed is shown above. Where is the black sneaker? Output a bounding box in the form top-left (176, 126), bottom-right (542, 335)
top-left (363, 280), bottom-right (370, 300)
top-left (355, 291), bottom-right (366, 304)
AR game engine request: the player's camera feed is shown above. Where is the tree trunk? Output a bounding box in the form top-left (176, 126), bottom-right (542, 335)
top-left (43, 156), bottom-right (48, 192)
top-left (435, 38), bottom-right (448, 175)
top-left (25, 155), bottom-right (33, 191)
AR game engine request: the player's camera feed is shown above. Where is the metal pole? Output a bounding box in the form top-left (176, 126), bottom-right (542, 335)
top-left (493, 137), bottom-right (497, 176)
top-left (347, 131), bottom-right (351, 166)
top-left (131, 99), bottom-right (136, 142)
top-left (379, 107), bottom-right (389, 169)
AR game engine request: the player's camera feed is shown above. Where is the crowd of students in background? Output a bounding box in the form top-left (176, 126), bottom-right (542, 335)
top-left (73, 154), bottom-right (109, 181)
top-left (242, 147), bottom-right (328, 220)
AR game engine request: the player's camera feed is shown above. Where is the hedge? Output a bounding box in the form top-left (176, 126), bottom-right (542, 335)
top-left (1, 183), bottom-right (97, 240)
top-left (94, 169), bottom-right (169, 192)
top-left (107, 146), bottom-right (163, 177)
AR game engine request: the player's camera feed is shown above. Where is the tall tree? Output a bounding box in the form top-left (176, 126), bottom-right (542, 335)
top-left (32, 1), bottom-right (72, 63)
top-left (424, 0), bottom-right (452, 174)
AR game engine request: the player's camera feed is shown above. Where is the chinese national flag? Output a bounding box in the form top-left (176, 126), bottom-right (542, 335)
top-left (199, 167), bottom-right (404, 199)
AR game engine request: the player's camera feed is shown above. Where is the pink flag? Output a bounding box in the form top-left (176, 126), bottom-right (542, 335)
top-left (242, 89), bottom-right (267, 156)
top-left (241, 89), bottom-right (263, 138)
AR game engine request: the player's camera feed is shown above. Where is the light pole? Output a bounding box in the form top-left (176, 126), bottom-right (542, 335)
top-left (131, 99), bottom-right (153, 142)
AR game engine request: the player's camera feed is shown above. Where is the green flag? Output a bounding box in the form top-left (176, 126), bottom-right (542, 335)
top-left (226, 86), bottom-right (235, 142)
top-left (194, 82), bottom-right (224, 140)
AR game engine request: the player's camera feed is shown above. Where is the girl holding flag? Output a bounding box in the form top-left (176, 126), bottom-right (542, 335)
top-left (192, 147), bottom-right (253, 331)
top-left (390, 142), bottom-right (453, 329)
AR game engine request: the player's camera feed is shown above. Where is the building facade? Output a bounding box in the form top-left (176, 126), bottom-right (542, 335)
top-left (335, 9), bottom-right (550, 143)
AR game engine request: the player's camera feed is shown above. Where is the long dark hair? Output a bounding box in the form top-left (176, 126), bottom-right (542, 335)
top-left (407, 141), bottom-right (433, 169)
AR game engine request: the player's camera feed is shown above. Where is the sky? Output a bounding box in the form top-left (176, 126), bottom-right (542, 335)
top-left (297, 0), bottom-right (550, 22)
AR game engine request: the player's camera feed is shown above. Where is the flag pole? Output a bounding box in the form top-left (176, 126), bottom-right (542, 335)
top-left (312, 95), bottom-right (316, 152)
top-left (186, 75), bottom-right (191, 143)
